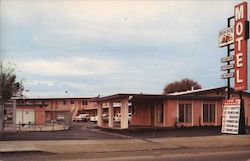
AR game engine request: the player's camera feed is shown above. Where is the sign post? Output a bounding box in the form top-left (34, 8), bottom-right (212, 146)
top-left (219, 16), bottom-right (235, 99)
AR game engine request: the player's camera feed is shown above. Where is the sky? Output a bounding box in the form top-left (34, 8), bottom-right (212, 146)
top-left (0, 0), bottom-right (249, 98)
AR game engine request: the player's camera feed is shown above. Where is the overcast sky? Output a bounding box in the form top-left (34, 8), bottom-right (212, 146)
top-left (1, 0), bottom-right (249, 98)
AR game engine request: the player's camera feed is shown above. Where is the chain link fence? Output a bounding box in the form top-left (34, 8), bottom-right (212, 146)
top-left (2, 100), bottom-right (71, 132)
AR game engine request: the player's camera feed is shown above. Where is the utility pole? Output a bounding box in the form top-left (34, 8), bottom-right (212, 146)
top-left (0, 58), bottom-right (3, 136)
top-left (226, 16), bottom-right (234, 99)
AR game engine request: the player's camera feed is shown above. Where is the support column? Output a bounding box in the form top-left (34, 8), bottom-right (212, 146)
top-left (108, 102), bottom-right (114, 128)
top-left (97, 103), bottom-right (103, 127)
top-left (13, 100), bottom-right (16, 132)
top-left (120, 99), bottom-right (129, 129)
top-left (0, 104), bottom-right (4, 135)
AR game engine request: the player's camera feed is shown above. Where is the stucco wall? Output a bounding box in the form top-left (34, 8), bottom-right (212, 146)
top-left (243, 95), bottom-right (250, 126)
top-left (164, 100), bottom-right (177, 127)
top-left (131, 103), bottom-right (151, 126)
top-left (35, 108), bottom-right (45, 125)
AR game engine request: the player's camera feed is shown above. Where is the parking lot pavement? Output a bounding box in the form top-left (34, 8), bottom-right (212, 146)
top-left (1, 121), bottom-right (249, 141)
top-left (0, 122), bottom-right (126, 141)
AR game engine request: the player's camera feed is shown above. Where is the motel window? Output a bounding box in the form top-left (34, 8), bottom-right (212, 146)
top-left (82, 100), bottom-right (88, 105)
top-left (178, 104), bottom-right (192, 123)
top-left (203, 104), bottom-right (215, 123)
top-left (70, 100), bottom-right (74, 104)
top-left (63, 100), bottom-right (67, 105)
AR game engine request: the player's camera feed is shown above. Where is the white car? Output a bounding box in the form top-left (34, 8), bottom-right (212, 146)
top-left (90, 116), bottom-right (98, 122)
top-left (90, 114), bottom-right (109, 122)
top-left (114, 113), bottom-right (132, 123)
top-left (74, 114), bottom-right (90, 122)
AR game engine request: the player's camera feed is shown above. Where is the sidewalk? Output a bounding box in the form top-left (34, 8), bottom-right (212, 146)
top-left (0, 135), bottom-right (249, 154)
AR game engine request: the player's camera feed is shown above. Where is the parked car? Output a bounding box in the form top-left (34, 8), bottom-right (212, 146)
top-left (90, 115), bottom-right (98, 122)
top-left (90, 114), bottom-right (109, 123)
top-left (57, 115), bottom-right (65, 121)
top-left (113, 113), bottom-right (121, 122)
top-left (114, 113), bottom-right (132, 123)
top-left (74, 114), bottom-right (90, 122)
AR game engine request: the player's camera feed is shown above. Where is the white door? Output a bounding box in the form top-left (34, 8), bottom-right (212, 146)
top-left (16, 109), bottom-right (35, 124)
top-left (16, 110), bottom-right (23, 124)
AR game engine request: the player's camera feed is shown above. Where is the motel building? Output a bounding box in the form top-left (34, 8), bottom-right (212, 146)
top-left (7, 86), bottom-right (250, 130)
top-left (13, 97), bottom-right (96, 128)
top-left (92, 87), bottom-right (250, 129)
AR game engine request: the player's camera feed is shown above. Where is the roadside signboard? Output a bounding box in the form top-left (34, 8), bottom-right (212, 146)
top-left (221, 64), bottom-right (234, 71)
top-left (219, 27), bottom-right (234, 47)
top-left (221, 72), bottom-right (234, 79)
top-left (221, 99), bottom-right (241, 134)
top-left (221, 55), bottom-right (234, 63)
top-left (234, 2), bottom-right (248, 91)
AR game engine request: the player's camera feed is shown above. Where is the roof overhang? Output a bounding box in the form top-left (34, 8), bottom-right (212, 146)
top-left (91, 93), bottom-right (224, 103)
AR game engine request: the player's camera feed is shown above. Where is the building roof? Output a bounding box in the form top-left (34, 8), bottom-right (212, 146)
top-left (167, 86), bottom-right (250, 96)
top-left (167, 87), bottom-right (227, 96)
top-left (91, 93), bottom-right (224, 103)
top-left (15, 97), bottom-right (94, 101)
top-left (12, 86), bottom-right (250, 103)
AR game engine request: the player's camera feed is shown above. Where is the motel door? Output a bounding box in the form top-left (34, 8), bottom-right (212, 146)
top-left (16, 109), bottom-right (35, 124)
top-left (150, 105), bottom-right (155, 126)
top-left (151, 104), bottom-right (164, 127)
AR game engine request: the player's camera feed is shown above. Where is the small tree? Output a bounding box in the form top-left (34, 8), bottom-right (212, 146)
top-left (163, 78), bottom-right (201, 94)
top-left (0, 62), bottom-right (24, 102)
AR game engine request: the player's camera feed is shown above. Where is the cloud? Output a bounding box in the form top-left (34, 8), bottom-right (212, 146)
top-left (13, 56), bottom-right (120, 77)
top-left (1, 1), bottom-right (238, 47)
top-left (1, 0), bottom-right (248, 97)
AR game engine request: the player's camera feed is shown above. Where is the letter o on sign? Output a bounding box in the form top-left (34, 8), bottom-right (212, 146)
top-left (236, 22), bottom-right (243, 36)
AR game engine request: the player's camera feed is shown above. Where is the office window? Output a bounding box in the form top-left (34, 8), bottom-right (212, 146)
top-left (179, 104), bottom-right (192, 123)
top-left (203, 104), bottom-right (215, 123)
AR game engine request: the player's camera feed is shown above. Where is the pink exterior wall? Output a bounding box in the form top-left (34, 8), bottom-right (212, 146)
top-left (164, 99), bottom-right (177, 127)
top-left (23, 98), bottom-right (93, 113)
top-left (133, 98), bottom-right (223, 128)
top-left (131, 103), bottom-right (151, 126)
top-left (244, 95), bottom-right (250, 126)
top-left (192, 100), bottom-right (201, 126)
top-left (35, 108), bottom-right (45, 125)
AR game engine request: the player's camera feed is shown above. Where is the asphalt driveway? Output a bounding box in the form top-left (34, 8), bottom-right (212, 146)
top-left (0, 122), bottom-right (124, 141)
top-left (1, 122), bottom-right (249, 141)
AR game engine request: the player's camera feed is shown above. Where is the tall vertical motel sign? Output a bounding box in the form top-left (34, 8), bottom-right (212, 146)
top-left (234, 2), bottom-right (248, 91)
top-left (219, 2), bottom-right (249, 93)
top-left (219, 2), bottom-right (249, 135)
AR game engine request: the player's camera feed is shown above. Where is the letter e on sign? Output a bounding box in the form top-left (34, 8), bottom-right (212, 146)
top-left (234, 2), bottom-right (248, 91)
